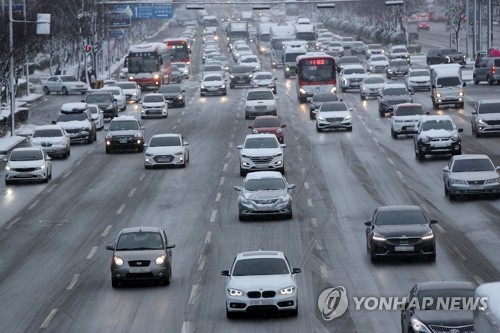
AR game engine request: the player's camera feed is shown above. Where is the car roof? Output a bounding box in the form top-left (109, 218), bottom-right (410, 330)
top-left (421, 115), bottom-right (453, 121)
top-left (144, 93), bottom-right (164, 97)
top-left (343, 64), bottom-right (364, 69)
top-left (119, 226), bottom-right (162, 234)
top-left (111, 115), bottom-right (139, 121)
top-left (254, 115), bottom-right (280, 121)
top-left (245, 171), bottom-right (283, 180)
top-left (240, 54), bottom-right (258, 59)
top-left (202, 73), bottom-right (223, 79)
top-left (247, 88), bottom-right (274, 93)
top-left (451, 154), bottom-right (491, 161)
top-left (252, 71), bottom-right (272, 76)
top-left (12, 147), bottom-right (44, 152)
top-left (236, 250), bottom-right (285, 260)
top-left (383, 83), bottom-right (407, 89)
top-left (477, 99), bottom-right (500, 104)
top-left (416, 281), bottom-right (476, 292)
top-left (33, 124), bottom-right (64, 131)
top-left (101, 87), bottom-right (122, 92)
top-left (60, 102), bottom-right (88, 112)
top-left (377, 205), bottom-right (422, 212)
top-left (394, 103), bottom-right (422, 108)
top-left (245, 133), bottom-right (278, 139)
top-left (151, 133), bottom-right (181, 139)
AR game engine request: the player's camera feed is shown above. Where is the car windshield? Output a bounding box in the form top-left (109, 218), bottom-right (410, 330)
top-left (57, 113), bottom-right (87, 122)
top-left (10, 150), bottom-right (43, 161)
top-left (232, 66), bottom-right (252, 74)
top-left (422, 119), bottom-right (454, 131)
top-left (59, 76), bottom-right (77, 82)
top-left (115, 232), bottom-right (163, 251)
top-left (254, 73), bottom-right (272, 80)
top-left (395, 106), bottom-right (424, 116)
top-left (372, 56), bottom-right (387, 62)
top-left (102, 89), bottom-right (120, 96)
top-left (390, 60), bottom-right (408, 66)
top-left (86, 94), bottom-right (112, 103)
top-left (320, 102), bottom-right (348, 112)
top-left (158, 86), bottom-right (181, 93)
top-left (364, 77), bottom-right (385, 84)
top-left (441, 48), bottom-right (458, 55)
top-left (245, 137), bottom-right (279, 149)
top-left (369, 44), bottom-right (382, 50)
top-left (416, 289), bottom-right (475, 310)
top-left (149, 136), bottom-right (181, 147)
top-left (241, 57), bottom-right (258, 63)
top-left (312, 94), bottom-right (339, 102)
top-left (203, 76), bottom-right (222, 82)
top-left (383, 88), bottom-right (408, 96)
top-left (205, 66), bottom-right (222, 71)
top-left (109, 120), bottom-right (139, 131)
top-left (254, 117), bottom-right (280, 127)
top-left (344, 68), bottom-right (365, 75)
top-left (232, 258), bottom-right (290, 276)
top-left (247, 91), bottom-right (274, 100)
top-left (33, 129), bottom-right (63, 138)
top-left (393, 48), bottom-right (407, 53)
top-left (174, 63), bottom-right (186, 68)
top-left (410, 70), bottom-right (430, 77)
top-left (116, 82), bottom-right (136, 89)
top-left (375, 209), bottom-right (427, 225)
top-left (436, 77), bottom-right (462, 86)
top-left (451, 158), bottom-right (495, 172)
top-left (244, 178), bottom-right (286, 191)
top-left (143, 95), bottom-right (164, 103)
top-left (478, 103), bottom-right (500, 114)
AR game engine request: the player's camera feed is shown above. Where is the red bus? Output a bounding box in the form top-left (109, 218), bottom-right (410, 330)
top-left (125, 43), bottom-right (172, 89)
top-left (163, 38), bottom-right (190, 64)
top-left (296, 52), bottom-right (337, 103)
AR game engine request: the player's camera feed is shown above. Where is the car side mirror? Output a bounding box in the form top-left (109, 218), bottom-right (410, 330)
top-left (281, 124), bottom-right (286, 128)
top-left (364, 221), bottom-right (372, 226)
top-left (248, 125), bottom-right (254, 129)
top-left (430, 219), bottom-right (438, 224)
top-left (443, 166), bottom-right (450, 173)
top-left (166, 244), bottom-right (176, 249)
top-left (237, 145), bottom-right (243, 149)
top-left (462, 82), bottom-right (466, 87)
top-left (105, 244), bottom-right (114, 251)
top-left (234, 186), bottom-right (242, 191)
top-left (221, 270), bottom-right (230, 276)
top-left (113, 99), bottom-right (117, 102)
top-left (275, 97), bottom-right (279, 100)
top-left (2, 158), bottom-right (8, 162)
top-left (288, 184), bottom-right (296, 190)
top-left (410, 92), bottom-right (415, 95)
top-left (274, 77), bottom-right (278, 80)
top-left (280, 144), bottom-right (286, 148)
top-left (457, 128), bottom-right (464, 133)
top-left (292, 268), bottom-right (301, 274)
top-left (51, 120), bottom-right (56, 124)
top-left (425, 111), bottom-right (431, 115)
top-left (183, 141), bottom-right (189, 146)
top-left (81, 100), bottom-right (85, 103)
top-left (143, 143), bottom-right (148, 147)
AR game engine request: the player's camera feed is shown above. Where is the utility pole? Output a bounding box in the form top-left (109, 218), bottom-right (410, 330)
top-left (9, 0), bottom-right (15, 136)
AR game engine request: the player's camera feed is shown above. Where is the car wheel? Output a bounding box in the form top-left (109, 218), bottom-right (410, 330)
top-left (449, 192), bottom-right (456, 201)
top-left (427, 252), bottom-right (436, 262)
top-left (81, 91), bottom-right (86, 95)
top-left (360, 94), bottom-right (365, 100)
top-left (145, 165), bottom-right (152, 169)
top-left (316, 125), bottom-right (322, 132)
top-left (309, 111), bottom-right (315, 120)
top-left (62, 86), bottom-right (68, 95)
top-left (475, 130), bottom-right (482, 138)
top-left (111, 278), bottom-right (119, 288)
top-left (488, 75), bottom-right (495, 85)
top-left (341, 87), bottom-right (346, 92)
top-left (106, 147), bottom-right (112, 154)
top-left (87, 135), bottom-right (93, 144)
top-left (238, 214), bottom-right (246, 222)
top-left (285, 211), bottom-right (293, 220)
top-left (226, 309), bottom-right (238, 319)
top-left (279, 166), bottom-right (285, 175)
top-left (64, 149), bottom-right (70, 159)
top-left (415, 146), bottom-right (425, 160)
top-left (229, 83), bottom-right (234, 89)
top-left (379, 110), bottom-right (385, 117)
top-left (288, 307), bottom-right (298, 317)
top-left (43, 175), bottom-right (49, 183)
top-left (138, 146), bottom-right (144, 153)
top-left (346, 127), bottom-right (352, 132)
top-left (240, 168), bottom-right (247, 177)
top-left (370, 250), bottom-right (378, 263)
top-left (245, 112), bottom-right (250, 120)
top-left (391, 128), bottom-right (398, 139)
top-left (5, 180), bottom-right (12, 185)
top-left (43, 86), bottom-right (50, 95)
top-left (473, 75), bottom-right (479, 85)
top-left (223, 90), bottom-right (227, 96)
top-left (274, 89), bottom-right (277, 95)
top-left (163, 266), bottom-right (171, 286)
top-left (458, 102), bottom-right (464, 108)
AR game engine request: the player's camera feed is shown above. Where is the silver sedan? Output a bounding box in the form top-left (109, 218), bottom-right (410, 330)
top-left (41, 75), bottom-right (88, 95)
top-left (144, 134), bottom-right (189, 169)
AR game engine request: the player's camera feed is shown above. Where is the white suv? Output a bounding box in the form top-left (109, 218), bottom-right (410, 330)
top-left (141, 93), bottom-right (168, 119)
top-left (390, 103), bottom-right (427, 139)
top-left (237, 133), bottom-right (285, 176)
top-left (244, 88), bottom-right (278, 119)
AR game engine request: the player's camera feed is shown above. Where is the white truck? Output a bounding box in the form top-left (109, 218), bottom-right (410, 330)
top-left (270, 25), bottom-right (296, 69)
top-left (474, 282), bottom-right (500, 332)
top-left (294, 24), bottom-right (316, 50)
top-left (429, 63), bottom-right (465, 109)
top-left (282, 41), bottom-right (308, 78)
top-left (227, 22), bottom-right (249, 47)
top-left (257, 22), bottom-right (277, 55)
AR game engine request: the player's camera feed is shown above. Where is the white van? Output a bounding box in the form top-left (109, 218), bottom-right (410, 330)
top-left (429, 63), bottom-right (465, 109)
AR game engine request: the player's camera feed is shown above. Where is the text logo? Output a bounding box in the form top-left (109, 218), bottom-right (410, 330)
top-left (317, 286), bottom-right (348, 321)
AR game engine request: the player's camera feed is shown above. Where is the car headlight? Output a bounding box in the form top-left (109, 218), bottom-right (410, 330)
top-left (38, 164), bottom-right (46, 170)
top-left (106, 105), bottom-right (113, 110)
top-left (221, 84), bottom-right (226, 89)
top-left (279, 286), bottom-right (296, 295)
top-left (372, 233), bottom-right (386, 241)
top-left (285, 66), bottom-right (290, 72)
top-left (331, 87), bottom-right (337, 93)
top-left (459, 91), bottom-right (464, 96)
top-left (317, 116), bottom-right (326, 121)
top-left (129, 76), bottom-right (135, 80)
top-left (362, 86), bottom-right (368, 90)
top-left (485, 177), bottom-right (500, 184)
top-left (241, 154), bottom-right (249, 158)
top-left (477, 118), bottom-right (485, 125)
top-left (411, 318), bottom-right (431, 333)
top-left (420, 136), bottom-right (431, 143)
top-left (5, 165), bottom-right (11, 171)
top-left (228, 288), bottom-right (244, 296)
top-left (299, 88), bottom-right (306, 94)
top-left (422, 231), bottom-right (434, 240)
top-left (113, 256), bottom-right (124, 266)
top-left (274, 152), bottom-right (282, 158)
top-left (248, 75), bottom-right (253, 78)
top-left (276, 128), bottom-right (282, 133)
top-left (145, 153), bottom-right (154, 157)
top-left (134, 133), bottom-right (142, 139)
top-left (153, 74), bottom-right (160, 79)
top-left (155, 255), bottom-right (165, 265)
top-left (230, 75), bottom-right (235, 79)
top-left (451, 133), bottom-right (460, 142)
top-left (450, 178), bottom-right (467, 185)
top-left (200, 85), bottom-right (206, 89)
top-left (436, 92), bottom-right (441, 98)
top-left (177, 95), bottom-right (183, 99)
top-left (81, 127), bottom-right (88, 132)
top-left (344, 115), bottom-right (352, 121)
top-left (388, 69), bottom-right (394, 73)
top-left (174, 151), bottom-right (183, 156)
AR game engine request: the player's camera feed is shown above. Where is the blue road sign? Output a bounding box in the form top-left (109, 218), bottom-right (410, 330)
top-left (108, 12), bottom-right (131, 27)
top-left (1, 4), bottom-right (23, 13)
top-left (109, 29), bottom-right (125, 38)
top-left (114, 3), bottom-right (172, 19)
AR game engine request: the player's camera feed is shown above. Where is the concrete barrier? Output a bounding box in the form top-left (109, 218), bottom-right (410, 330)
top-left (0, 135), bottom-right (28, 160)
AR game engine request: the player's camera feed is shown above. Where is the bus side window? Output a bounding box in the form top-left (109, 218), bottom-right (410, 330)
top-left (124, 57), bottom-right (128, 67)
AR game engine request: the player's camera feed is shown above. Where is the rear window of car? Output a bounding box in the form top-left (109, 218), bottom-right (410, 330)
top-left (312, 94), bottom-right (339, 102)
top-left (116, 232), bottom-right (163, 250)
top-left (494, 59), bottom-right (500, 66)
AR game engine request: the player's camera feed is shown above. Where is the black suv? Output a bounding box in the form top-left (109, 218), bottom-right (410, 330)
top-left (378, 84), bottom-right (413, 117)
top-left (83, 91), bottom-right (119, 119)
top-left (386, 59), bottom-right (410, 79)
top-left (54, 102), bottom-right (96, 144)
top-left (229, 65), bottom-right (253, 88)
top-left (105, 116), bottom-right (145, 154)
top-left (426, 47), bottom-right (466, 65)
top-left (413, 115), bottom-right (463, 160)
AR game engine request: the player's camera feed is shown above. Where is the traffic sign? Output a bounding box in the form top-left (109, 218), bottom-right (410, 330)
top-left (108, 12), bottom-right (131, 27)
top-left (85, 45), bottom-right (92, 53)
top-left (114, 3), bottom-right (173, 19)
top-left (0, 4), bottom-right (23, 13)
top-left (109, 29), bottom-right (125, 38)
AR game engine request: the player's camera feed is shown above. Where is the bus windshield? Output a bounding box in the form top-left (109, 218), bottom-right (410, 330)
top-left (299, 62), bottom-right (335, 82)
top-left (128, 53), bottom-right (159, 74)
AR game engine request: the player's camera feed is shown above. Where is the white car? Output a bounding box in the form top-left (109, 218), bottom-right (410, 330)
top-left (367, 55), bottom-right (390, 73)
top-left (325, 41), bottom-right (344, 57)
top-left (230, 40), bottom-right (247, 51)
top-left (250, 71), bottom-right (277, 94)
top-left (87, 104), bottom-right (104, 130)
top-left (221, 250), bottom-right (301, 318)
top-left (340, 64), bottom-right (367, 92)
top-left (212, 55), bottom-right (230, 71)
top-left (29, 125), bottom-right (71, 159)
top-left (365, 43), bottom-right (385, 59)
top-left (244, 88), bottom-right (278, 119)
top-left (41, 75), bottom-right (88, 95)
top-left (144, 133), bottom-right (189, 168)
top-left (405, 68), bottom-right (431, 92)
top-left (390, 103), bottom-right (427, 138)
top-left (203, 64), bottom-right (225, 77)
top-left (237, 133), bottom-right (285, 176)
top-left (232, 45), bottom-right (253, 62)
top-left (172, 62), bottom-right (190, 78)
top-left (360, 74), bottom-right (386, 99)
top-left (315, 101), bottom-right (353, 132)
top-left (141, 93), bottom-right (168, 118)
top-left (238, 55), bottom-right (261, 72)
top-left (3, 147), bottom-right (52, 185)
top-left (116, 81), bottom-right (141, 102)
top-left (100, 86), bottom-right (127, 111)
top-left (200, 73), bottom-right (227, 96)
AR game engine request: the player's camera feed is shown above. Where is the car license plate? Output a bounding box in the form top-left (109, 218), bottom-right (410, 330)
top-left (17, 173), bottom-right (32, 178)
top-left (395, 246), bottom-right (414, 252)
top-left (433, 141), bottom-right (449, 148)
top-left (250, 300), bottom-right (273, 305)
top-left (158, 158), bottom-right (170, 162)
top-left (129, 267), bottom-right (149, 273)
top-left (119, 138), bottom-right (128, 144)
top-left (237, 80), bottom-right (245, 83)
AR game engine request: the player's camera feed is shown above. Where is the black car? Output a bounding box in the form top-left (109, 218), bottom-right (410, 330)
top-left (229, 65), bottom-right (254, 88)
top-left (378, 84), bottom-right (413, 117)
top-left (309, 93), bottom-right (340, 119)
top-left (365, 205), bottom-right (437, 262)
top-left (386, 59), bottom-right (410, 79)
top-left (426, 47), bottom-right (466, 66)
top-left (83, 92), bottom-right (119, 119)
top-left (157, 84), bottom-right (186, 107)
top-left (105, 115), bottom-right (145, 154)
top-left (401, 281), bottom-right (475, 333)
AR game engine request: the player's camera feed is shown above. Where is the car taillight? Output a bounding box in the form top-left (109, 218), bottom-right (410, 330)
top-left (493, 66), bottom-right (496, 74)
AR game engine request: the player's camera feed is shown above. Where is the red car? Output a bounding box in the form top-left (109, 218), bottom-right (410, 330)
top-left (417, 21), bottom-right (430, 30)
top-left (248, 115), bottom-right (286, 143)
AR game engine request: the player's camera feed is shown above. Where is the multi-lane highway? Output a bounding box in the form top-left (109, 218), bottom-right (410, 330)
top-left (0, 10), bottom-right (499, 333)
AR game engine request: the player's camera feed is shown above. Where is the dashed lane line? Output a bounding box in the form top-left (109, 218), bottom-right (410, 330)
top-left (210, 210), bottom-right (217, 223)
top-left (86, 246), bottom-right (98, 259)
top-left (215, 193), bottom-right (221, 202)
top-left (116, 204), bottom-right (126, 215)
top-left (40, 309), bottom-right (58, 329)
top-left (205, 231), bottom-right (212, 244)
top-left (66, 274), bottom-right (80, 290)
top-left (101, 225), bottom-right (112, 237)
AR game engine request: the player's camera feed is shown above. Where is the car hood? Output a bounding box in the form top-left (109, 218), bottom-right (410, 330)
top-left (202, 81), bottom-right (224, 87)
top-left (408, 76), bottom-right (430, 82)
top-left (318, 111), bottom-right (350, 118)
top-left (114, 249), bottom-right (166, 261)
top-left (449, 171), bottom-right (500, 181)
top-left (363, 83), bottom-right (385, 89)
top-left (344, 73), bottom-right (365, 79)
top-left (374, 224), bottom-right (430, 237)
top-left (8, 160), bottom-right (45, 168)
top-left (241, 188), bottom-right (288, 200)
top-left (252, 79), bottom-right (274, 85)
top-left (120, 88), bottom-right (138, 94)
top-left (382, 95), bottom-right (412, 102)
top-left (227, 274), bottom-right (295, 291)
top-left (57, 120), bottom-right (91, 130)
top-left (370, 60), bottom-right (389, 66)
top-left (146, 146), bottom-right (183, 155)
top-left (477, 113), bottom-right (500, 120)
top-left (109, 130), bottom-right (140, 136)
top-left (241, 148), bottom-right (282, 156)
top-left (161, 92), bottom-right (182, 98)
top-left (246, 100), bottom-right (276, 107)
top-left (420, 129), bottom-right (456, 137)
top-left (388, 65), bottom-right (409, 70)
top-left (413, 310), bottom-right (473, 326)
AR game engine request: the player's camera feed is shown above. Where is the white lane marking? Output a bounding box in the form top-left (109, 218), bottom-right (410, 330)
top-left (304, 182), bottom-right (309, 190)
top-left (315, 239), bottom-right (323, 251)
top-left (210, 210), bottom-right (217, 223)
top-left (451, 245), bottom-right (466, 261)
top-left (307, 199), bottom-right (313, 207)
top-left (28, 199), bottom-right (40, 210)
top-left (198, 255), bottom-right (206, 271)
top-left (128, 187), bottom-right (137, 197)
top-left (188, 285), bottom-right (200, 304)
top-left (233, 126), bottom-right (237, 131)
top-left (205, 231), bottom-right (212, 244)
top-left (215, 193), bottom-right (221, 202)
top-left (231, 133), bottom-right (235, 139)
top-left (181, 111), bottom-right (186, 116)
top-left (301, 168), bottom-right (306, 174)
top-left (66, 274), bottom-right (80, 290)
top-left (173, 125), bottom-right (178, 130)
top-left (474, 275), bottom-right (484, 285)
top-left (219, 177), bottom-right (225, 186)
top-left (86, 246), bottom-right (98, 259)
top-left (40, 309), bottom-right (58, 328)
top-left (101, 225), bottom-right (112, 237)
top-left (76, 159), bottom-right (83, 165)
top-left (434, 224), bottom-right (445, 234)
top-left (181, 321), bottom-right (190, 333)
top-left (223, 163), bottom-right (228, 172)
top-left (421, 203), bottom-right (430, 214)
top-left (387, 157), bottom-right (394, 165)
top-left (62, 171), bottom-right (72, 179)
top-left (116, 204), bottom-right (126, 215)
top-left (229, 142), bottom-right (233, 148)
top-left (396, 170), bottom-right (403, 179)
top-left (297, 145), bottom-right (301, 150)
top-left (226, 152), bottom-right (231, 159)
top-left (46, 184), bottom-right (57, 193)
top-left (311, 218), bottom-right (318, 228)
top-left (6, 217), bottom-right (21, 230)
top-left (177, 118), bottom-right (181, 123)
top-left (139, 174), bottom-right (146, 181)
top-left (367, 128), bottom-right (372, 134)
top-left (320, 264), bottom-right (328, 279)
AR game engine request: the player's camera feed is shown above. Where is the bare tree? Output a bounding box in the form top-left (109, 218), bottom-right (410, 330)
top-left (440, 0), bottom-right (467, 50)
